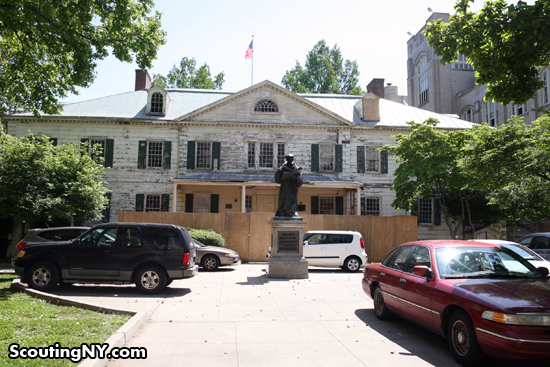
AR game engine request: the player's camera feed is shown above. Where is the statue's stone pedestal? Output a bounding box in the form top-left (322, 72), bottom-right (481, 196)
top-left (267, 217), bottom-right (308, 279)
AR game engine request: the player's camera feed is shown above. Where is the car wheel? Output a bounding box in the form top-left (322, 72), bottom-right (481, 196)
top-left (447, 310), bottom-right (485, 366)
top-left (165, 279), bottom-right (173, 287)
top-left (373, 286), bottom-right (394, 320)
top-left (135, 265), bottom-right (167, 294)
top-left (27, 262), bottom-right (60, 292)
top-left (343, 256), bottom-right (361, 272)
top-left (202, 255), bottom-right (219, 271)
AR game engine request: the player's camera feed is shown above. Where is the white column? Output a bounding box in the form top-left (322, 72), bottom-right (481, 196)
top-left (241, 185), bottom-right (246, 213)
top-left (356, 188), bottom-right (361, 216)
top-left (173, 183), bottom-right (178, 212)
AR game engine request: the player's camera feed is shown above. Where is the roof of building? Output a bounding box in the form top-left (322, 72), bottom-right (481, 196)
top-left (14, 80), bottom-right (475, 130)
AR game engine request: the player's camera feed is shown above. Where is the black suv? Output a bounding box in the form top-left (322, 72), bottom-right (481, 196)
top-left (12, 223), bottom-right (198, 294)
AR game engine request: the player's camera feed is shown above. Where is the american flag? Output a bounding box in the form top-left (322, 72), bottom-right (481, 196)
top-left (245, 40), bottom-right (253, 59)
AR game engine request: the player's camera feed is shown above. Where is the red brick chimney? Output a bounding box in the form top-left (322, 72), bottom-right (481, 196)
top-left (367, 78), bottom-right (385, 99)
top-left (135, 69), bottom-right (151, 91)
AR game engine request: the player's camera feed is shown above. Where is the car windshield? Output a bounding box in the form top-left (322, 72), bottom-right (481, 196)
top-left (193, 239), bottom-right (205, 247)
top-left (500, 243), bottom-right (542, 261)
top-left (435, 246), bottom-right (544, 279)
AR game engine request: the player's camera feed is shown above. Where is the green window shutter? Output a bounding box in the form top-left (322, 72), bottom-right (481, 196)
top-left (311, 196), bottom-right (319, 214)
top-left (212, 142), bottom-right (221, 170)
top-left (161, 194), bottom-right (170, 212)
top-left (137, 141), bottom-right (147, 169)
top-left (335, 196), bottom-right (344, 215)
top-left (412, 200), bottom-right (419, 224)
top-left (357, 146), bottom-right (365, 173)
top-left (50, 138), bottom-right (58, 146)
top-left (335, 144), bottom-right (343, 173)
top-left (434, 199), bottom-right (441, 226)
top-left (136, 194), bottom-right (145, 212)
top-left (311, 144), bottom-right (319, 172)
top-left (187, 141), bottom-right (196, 169)
top-left (102, 193), bottom-right (112, 222)
top-left (163, 140), bottom-right (172, 169)
top-left (210, 194), bottom-right (219, 213)
top-left (185, 194), bottom-right (194, 213)
top-left (360, 197), bottom-right (366, 215)
top-left (380, 150), bottom-right (388, 174)
top-left (104, 139), bottom-right (114, 168)
top-left (81, 138), bottom-right (89, 153)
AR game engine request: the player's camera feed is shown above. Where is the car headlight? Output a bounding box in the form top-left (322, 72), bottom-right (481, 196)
top-left (482, 311), bottom-right (550, 326)
top-left (225, 253), bottom-right (238, 258)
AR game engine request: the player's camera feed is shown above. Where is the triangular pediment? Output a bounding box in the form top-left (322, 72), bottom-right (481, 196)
top-left (175, 80), bottom-right (354, 126)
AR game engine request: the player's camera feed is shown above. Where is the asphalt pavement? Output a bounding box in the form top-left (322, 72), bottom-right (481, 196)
top-left (7, 264), bottom-right (548, 367)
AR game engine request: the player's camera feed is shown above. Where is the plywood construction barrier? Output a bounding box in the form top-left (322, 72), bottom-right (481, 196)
top-left (118, 211), bottom-right (417, 263)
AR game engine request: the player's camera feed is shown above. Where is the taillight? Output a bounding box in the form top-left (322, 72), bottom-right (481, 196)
top-left (360, 238), bottom-right (364, 249)
top-left (183, 253), bottom-right (190, 266)
top-left (16, 242), bottom-right (27, 250)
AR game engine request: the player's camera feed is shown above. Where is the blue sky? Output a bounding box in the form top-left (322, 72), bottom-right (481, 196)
top-left (62, 0), bottom-right (528, 103)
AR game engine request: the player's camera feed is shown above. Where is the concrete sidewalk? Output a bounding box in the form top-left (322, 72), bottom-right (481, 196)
top-left (11, 264), bottom-right (545, 367)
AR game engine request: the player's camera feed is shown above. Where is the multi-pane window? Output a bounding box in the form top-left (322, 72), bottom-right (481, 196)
top-left (454, 54), bottom-right (474, 70)
top-left (194, 194), bottom-right (210, 213)
top-left (254, 99), bottom-right (278, 113)
top-left (417, 56), bottom-right (429, 106)
top-left (418, 199), bottom-right (433, 224)
top-left (544, 70), bottom-right (549, 105)
top-left (259, 143), bottom-right (274, 168)
top-left (247, 143), bottom-right (256, 168)
top-left (245, 196), bottom-right (252, 213)
top-left (89, 139), bottom-right (106, 163)
top-left (277, 143), bottom-right (285, 167)
top-left (145, 194), bottom-right (161, 212)
top-left (362, 198), bottom-right (380, 216)
top-left (512, 103), bottom-right (527, 116)
top-left (485, 100), bottom-right (498, 126)
top-left (147, 141), bottom-right (164, 168)
top-left (365, 148), bottom-right (379, 172)
top-left (319, 197), bottom-right (335, 215)
top-left (151, 92), bottom-right (163, 113)
top-left (247, 142), bottom-right (285, 170)
top-left (196, 142), bottom-right (211, 169)
top-left (320, 145), bottom-right (334, 172)
top-left (461, 107), bottom-right (473, 122)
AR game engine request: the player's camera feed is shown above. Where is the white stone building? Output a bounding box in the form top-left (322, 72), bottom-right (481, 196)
top-left (4, 73), bottom-right (475, 240)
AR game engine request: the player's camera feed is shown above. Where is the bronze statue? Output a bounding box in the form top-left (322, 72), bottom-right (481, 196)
top-left (275, 154), bottom-right (303, 217)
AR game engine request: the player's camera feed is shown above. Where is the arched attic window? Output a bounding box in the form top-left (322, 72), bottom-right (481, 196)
top-left (151, 92), bottom-right (164, 114)
top-left (254, 99), bottom-right (279, 113)
top-left (461, 107), bottom-right (474, 122)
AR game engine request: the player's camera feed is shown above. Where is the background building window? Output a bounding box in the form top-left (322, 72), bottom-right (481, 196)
top-left (417, 56), bottom-right (429, 106)
top-left (365, 148), bottom-right (379, 172)
top-left (147, 141), bottom-right (164, 168)
top-left (319, 145), bottom-right (334, 172)
top-left (485, 100), bottom-right (498, 126)
top-left (194, 194), bottom-right (210, 213)
top-left (196, 142), bottom-right (211, 169)
top-left (145, 194), bottom-right (161, 212)
top-left (277, 143), bottom-right (285, 167)
top-left (254, 99), bottom-right (278, 113)
top-left (245, 195), bottom-right (252, 213)
top-left (544, 70), bottom-right (549, 105)
top-left (362, 198), bottom-right (380, 216)
top-left (89, 138), bottom-right (106, 164)
top-left (259, 142), bottom-right (274, 168)
top-left (418, 199), bottom-right (433, 224)
top-left (248, 142), bottom-right (284, 170)
top-left (151, 92), bottom-right (163, 113)
top-left (461, 107), bottom-right (473, 122)
top-left (319, 197), bottom-right (335, 214)
top-left (454, 54), bottom-right (474, 70)
top-left (512, 103), bottom-right (527, 116)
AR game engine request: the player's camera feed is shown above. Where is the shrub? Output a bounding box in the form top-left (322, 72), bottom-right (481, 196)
top-left (187, 228), bottom-right (225, 247)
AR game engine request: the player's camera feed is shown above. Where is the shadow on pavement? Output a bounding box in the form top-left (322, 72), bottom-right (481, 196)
top-left (48, 283), bottom-right (192, 299)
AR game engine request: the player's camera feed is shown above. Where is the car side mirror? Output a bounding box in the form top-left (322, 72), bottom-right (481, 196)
top-left (537, 266), bottom-right (549, 277)
top-left (413, 265), bottom-right (433, 280)
top-left (303, 241), bottom-right (308, 246)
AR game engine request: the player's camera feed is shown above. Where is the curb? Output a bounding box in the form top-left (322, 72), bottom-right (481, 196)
top-left (9, 279), bottom-right (148, 367)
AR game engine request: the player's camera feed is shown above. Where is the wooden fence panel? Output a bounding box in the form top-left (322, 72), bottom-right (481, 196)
top-left (117, 212), bottom-right (417, 263)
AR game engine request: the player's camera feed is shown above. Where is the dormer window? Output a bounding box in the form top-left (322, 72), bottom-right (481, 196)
top-left (146, 86), bottom-right (170, 116)
top-left (151, 93), bottom-right (163, 113)
top-left (253, 99), bottom-right (279, 113)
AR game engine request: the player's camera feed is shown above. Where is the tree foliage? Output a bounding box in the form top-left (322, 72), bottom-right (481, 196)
top-left (281, 40), bottom-right (363, 95)
top-left (382, 119), bottom-right (473, 238)
top-left (0, 130), bottom-right (109, 225)
top-left (151, 57), bottom-right (225, 90)
top-left (0, 0), bottom-right (166, 116)
top-left (425, 0), bottom-right (550, 105)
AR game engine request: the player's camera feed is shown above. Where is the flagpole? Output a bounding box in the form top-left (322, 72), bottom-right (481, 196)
top-left (251, 35), bottom-right (254, 86)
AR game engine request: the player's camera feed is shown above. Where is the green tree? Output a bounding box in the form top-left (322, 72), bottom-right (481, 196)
top-left (0, 130), bottom-right (109, 227)
top-left (151, 57), bottom-right (225, 89)
top-left (0, 0), bottom-right (166, 116)
top-left (382, 119), bottom-right (473, 238)
top-left (281, 40), bottom-right (363, 95)
top-left (425, 0), bottom-right (550, 105)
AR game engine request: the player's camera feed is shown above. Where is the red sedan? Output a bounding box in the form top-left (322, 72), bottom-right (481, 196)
top-left (362, 240), bottom-right (550, 366)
